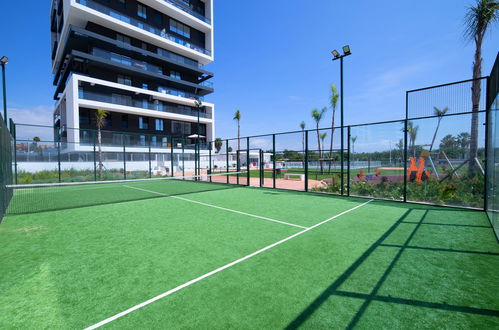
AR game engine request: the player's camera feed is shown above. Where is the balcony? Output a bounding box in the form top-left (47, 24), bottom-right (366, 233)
top-left (163, 0), bottom-right (210, 24)
top-left (76, 0), bottom-right (211, 56)
top-left (79, 89), bottom-right (212, 119)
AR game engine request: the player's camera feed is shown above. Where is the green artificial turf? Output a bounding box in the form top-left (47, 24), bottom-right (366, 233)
top-left (0, 185), bottom-right (498, 329)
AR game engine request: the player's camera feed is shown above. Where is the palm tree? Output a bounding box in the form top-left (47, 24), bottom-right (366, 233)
top-left (233, 110), bottom-right (241, 151)
top-left (407, 121), bottom-right (419, 157)
top-left (300, 121), bottom-right (306, 154)
top-left (214, 138), bottom-right (223, 153)
top-left (95, 108), bottom-right (108, 179)
top-left (319, 132), bottom-right (328, 157)
top-left (329, 84), bottom-right (339, 170)
top-left (429, 107), bottom-right (449, 152)
top-left (351, 136), bottom-right (357, 155)
top-left (464, 0), bottom-right (499, 175)
top-left (457, 132), bottom-right (471, 158)
top-left (311, 107), bottom-right (327, 155)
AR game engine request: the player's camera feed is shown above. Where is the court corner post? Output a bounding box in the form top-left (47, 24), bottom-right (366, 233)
top-left (347, 125), bottom-right (351, 196)
top-left (246, 136), bottom-right (250, 186)
top-left (272, 134), bottom-right (276, 189)
top-left (403, 92), bottom-right (409, 202)
top-left (305, 130), bottom-right (309, 192)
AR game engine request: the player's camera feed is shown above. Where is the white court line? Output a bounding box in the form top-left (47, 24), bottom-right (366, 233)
top-left (123, 185), bottom-right (307, 229)
top-left (84, 199), bottom-right (373, 330)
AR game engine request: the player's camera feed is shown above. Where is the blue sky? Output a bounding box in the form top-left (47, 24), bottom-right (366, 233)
top-left (0, 0), bottom-right (498, 150)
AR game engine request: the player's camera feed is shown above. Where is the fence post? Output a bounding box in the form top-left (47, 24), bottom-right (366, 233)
top-left (347, 126), bottom-right (351, 196)
top-left (236, 150), bottom-right (240, 185)
top-left (209, 141), bottom-right (212, 183)
top-left (484, 76), bottom-right (491, 211)
top-left (305, 130), bottom-right (309, 192)
top-left (273, 134), bottom-right (276, 189)
top-left (182, 135), bottom-right (185, 178)
top-left (226, 140), bottom-right (229, 184)
top-left (93, 130), bottom-right (97, 181)
top-left (12, 120), bottom-right (17, 184)
top-left (148, 134), bottom-right (152, 179)
top-left (123, 133), bottom-right (126, 180)
top-left (403, 92), bottom-right (409, 202)
top-left (246, 137), bottom-right (250, 186)
top-left (57, 139), bottom-right (61, 183)
top-left (171, 136), bottom-right (174, 178)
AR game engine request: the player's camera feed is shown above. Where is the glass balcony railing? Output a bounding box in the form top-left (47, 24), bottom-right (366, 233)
top-left (163, 0), bottom-right (211, 24)
top-left (76, 0), bottom-right (211, 56)
top-left (157, 48), bottom-right (202, 69)
top-left (157, 86), bottom-right (204, 100)
top-left (79, 89), bottom-right (212, 119)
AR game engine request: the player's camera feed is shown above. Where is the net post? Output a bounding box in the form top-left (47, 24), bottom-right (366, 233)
top-left (148, 134), bottom-right (152, 179)
top-left (305, 130), bottom-right (309, 192)
top-left (123, 133), bottom-right (126, 180)
top-left (272, 134), bottom-right (276, 189)
top-left (209, 141), bottom-right (212, 183)
top-left (260, 149), bottom-right (264, 187)
top-left (12, 120), bottom-right (17, 184)
top-left (484, 76), bottom-right (491, 211)
top-left (403, 94), bottom-right (408, 202)
top-left (170, 136), bottom-right (174, 178)
top-left (226, 139), bottom-right (229, 184)
top-left (347, 125), bottom-right (351, 196)
top-left (93, 129), bottom-right (97, 181)
top-left (246, 137), bottom-right (250, 186)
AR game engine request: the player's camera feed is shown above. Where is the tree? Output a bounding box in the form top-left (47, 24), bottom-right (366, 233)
top-left (311, 107), bottom-right (327, 155)
top-left (214, 138), bottom-right (223, 153)
top-left (440, 134), bottom-right (461, 158)
top-left (329, 84), bottom-right (339, 170)
top-left (233, 110), bottom-right (241, 151)
top-left (319, 132), bottom-right (328, 157)
top-left (351, 136), bottom-right (357, 155)
top-left (430, 107), bottom-right (449, 151)
top-left (95, 108), bottom-right (108, 179)
top-left (407, 121), bottom-right (419, 157)
top-left (464, 0), bottom-right (499, 175)
top-left (457, 132), bottom-right (471, 158)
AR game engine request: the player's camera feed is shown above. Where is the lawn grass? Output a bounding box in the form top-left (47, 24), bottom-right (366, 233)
top-left (0, 185), bottom-right (497, 329)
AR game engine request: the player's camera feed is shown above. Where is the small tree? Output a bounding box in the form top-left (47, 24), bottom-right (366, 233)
top-left (311, 107), bottom-right (327, 155)
top-left (351, 136), bottom-right (357, 155)
top-left (429, 106), bottom-right (449, 152)
top-left (329, 84), bottom-right (339, 170)
top-left (407, 121), bottom-right (419, 157)
top-left (319, 132), bottom-right (328, 158)
top-left (95, 108), bottom-right (108, 179)
top-left (233, 110), bottom-right (241, 151)
top-left (214, 138), bottom-right (223, 153)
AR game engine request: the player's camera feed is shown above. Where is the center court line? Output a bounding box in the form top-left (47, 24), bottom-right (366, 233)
top-left (84, 199), bottom-right (373, 330)
top-left (123, 185), bottom-right (307, 229)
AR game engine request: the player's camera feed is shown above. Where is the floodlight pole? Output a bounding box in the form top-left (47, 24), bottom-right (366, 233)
top-left (1, 60), bottom-right (7, 125)
top-left (332, 49), bottom-right (351, 195)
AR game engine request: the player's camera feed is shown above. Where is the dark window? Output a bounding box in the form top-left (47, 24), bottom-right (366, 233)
top-left (104, 116), bottom-right (112, 128)
top-left (170, 19), bottom-right (190, 38)
top-left (169, 71), bottom-right (181, 80)
top-left (152, 11), bottom-right (162, 26)
top-left (139, 117), bottom-right (149, 129)
top-left (121, 114), bottom-right (128, 128)
top-left (116, 34), bottom-right (131, 45)
top-left (118, 0), bottom-right (125, 9)
top-left (117, 75), bottom-right (132, 86)
top-left (155, 119), bottom-right (164, 131)
top-left (137, 4), bottom-right (147, 19)
top-left (171, 121), bottom-right (191, 135)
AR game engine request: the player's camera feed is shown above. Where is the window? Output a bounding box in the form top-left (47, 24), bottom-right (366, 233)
top-left (142, 83), bottom-right (148, 90)
top-left (121, 115), bottom-right (128, 128)
top-left (116, 34), bottom-right (131, 45)
top-left (118, 0), bottom-right (125, 9)
top-left (169, 71), bottom-right (181, 80)
top-left (139, 117), bottom-right (149, 129)
top-left (104, 115), bottom-right (112, 128)
top-left (151, 136), bottom-right (157, 147)
top-left (141, 42), bottom-right (148, 50)
top-left (155, 119), bottom-right (164, 131)
top-left (137, 4), bottom-right (147, 19)
top-left (152, 11), bottom-right (162, 26)
top-left (171, 121), bottom-right (191, 135)
top-left (139, 135), bottom-right (146, 146)
top-left (117, 75), bottom-right (132, 86)
top-left (111, 93), bottom-right (132, 106)
top-left (170, 19), bottom-right (190, 38)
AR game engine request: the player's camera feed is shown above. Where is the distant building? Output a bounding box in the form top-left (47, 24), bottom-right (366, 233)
top-left (50, 0), bottom-right (215, 161)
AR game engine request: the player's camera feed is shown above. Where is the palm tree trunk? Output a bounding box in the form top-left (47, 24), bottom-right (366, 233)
top-left (237, 122), bottom-right (240, 151)
top-left (329, 110), bottom-right (336, 173)
top-left (468, 37), bottom-right (482, 177)
top-left (429, 118), bottom-right (442, 152)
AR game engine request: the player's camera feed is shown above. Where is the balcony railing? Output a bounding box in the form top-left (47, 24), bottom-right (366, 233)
top-left (76, 0), bottom-right (211, 56)
top-left (91, 48), bottom-right (213, 90)
top-left (163, 0), bottom-right (211, 24)
top-left (79, 89), bottom-right (212, 119)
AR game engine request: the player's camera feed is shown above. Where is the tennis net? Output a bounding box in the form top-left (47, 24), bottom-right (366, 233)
top-left (6, 172), bottom-right (246, 215)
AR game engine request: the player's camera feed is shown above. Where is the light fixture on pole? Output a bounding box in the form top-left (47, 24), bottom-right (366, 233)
top-left (331, 46), bottom-right (352, 195)
top-left (0, 56), bottom-right (8, 124)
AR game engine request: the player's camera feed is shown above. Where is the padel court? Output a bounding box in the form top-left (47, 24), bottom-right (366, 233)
top-left (0, 176), bottom-right (498, 329)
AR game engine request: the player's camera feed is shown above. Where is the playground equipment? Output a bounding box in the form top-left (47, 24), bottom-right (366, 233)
top-left (407, 157), bottom-right (431, 183)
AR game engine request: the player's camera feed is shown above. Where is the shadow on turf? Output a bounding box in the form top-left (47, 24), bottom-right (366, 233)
top-left (285, 207), bottom-right (499, 329)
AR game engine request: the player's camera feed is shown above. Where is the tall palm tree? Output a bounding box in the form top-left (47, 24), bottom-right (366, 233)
top-left (300, 121), bottom-right (306, 163)
top-left (233, 110), bottom-right (241, 151)
top-left (464, 0), bottom-right (498, 175)
top-left (329, 84), bottom-right (339, 170)
top-left (351, 136), bottom-right (357, 155)
top-left (429, 107), bottom-right (449, 152)
top-left (214, 138), bottom-right (223, 153)
top-left (457, 132), bottom-right (471, 158)
top-left (407, 121), bottom-right (419, 157)
top-left (311, 107), bottom-right (327, 155)
top-left (319, 132), bottom-right (328, 157)
top-left (95, 108), bottom-right (108, 179)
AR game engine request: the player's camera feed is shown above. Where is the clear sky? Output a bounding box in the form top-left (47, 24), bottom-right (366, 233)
top-left (0, 0), bottom-right (497, 149)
